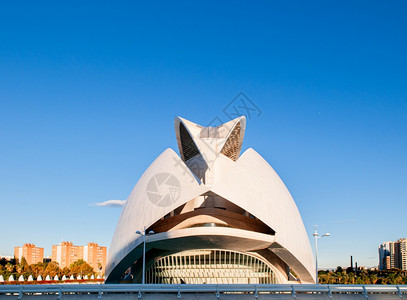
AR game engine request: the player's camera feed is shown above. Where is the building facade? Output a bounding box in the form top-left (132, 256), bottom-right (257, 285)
top-left (105, 116), bottom-right (316, 284)
top-left (379, 238), bottom-right (407, 270)
top-left (400, 238), bottom-right (407, 271)
top-left (14, 244), bottom-right (44, 265)
top-left (51, 241), bottom-right (106, 273)
top-left (379, 242), bottom-right (391, 270)
top-left (84, 242), bottom-right (107, 274)
top-left (52, 242), bottom-right (84, 269)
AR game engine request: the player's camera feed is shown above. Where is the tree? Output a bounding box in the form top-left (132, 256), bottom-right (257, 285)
top-left (5, 262), bottom-right (15, 272)
top-left (69, 259), bottom-right (94, 277)
top-left (61, 267), bottom-right (70, 277)
top-left (0, 258), bottom-right (7, 267)
top-left (30, 262), bottom-right (46, 278)
top-left (18, 257), bottom-right (30, 273)
top-left (44, 261), bottom-right (60, 278)
top-left (370, 274), bottom-right (378, 284)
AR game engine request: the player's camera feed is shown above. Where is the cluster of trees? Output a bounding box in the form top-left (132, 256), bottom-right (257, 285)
top-left (318, 267), bottom-right (407, 285)
top-left (0, 257), bottom-right (98, 282)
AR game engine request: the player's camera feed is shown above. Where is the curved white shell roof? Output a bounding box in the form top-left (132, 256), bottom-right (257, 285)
top-left (211, 148), bottom-right (315, 282)
top-left (106, 116), bottom-right (315, 283)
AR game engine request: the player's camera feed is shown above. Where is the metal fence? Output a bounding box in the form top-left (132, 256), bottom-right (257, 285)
top-left (0, 284), bottom-right (406, 299)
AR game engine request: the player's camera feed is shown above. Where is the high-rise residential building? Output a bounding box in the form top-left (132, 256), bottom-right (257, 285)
top-left (379, 242), bottom-right (390, 270)
top-left (379, 241), bottom-right (397, 270)
top-left (84, 242), bottom-right (107, 274)
top-left (51, 241), bottom-right (106, 273)
top-left (394, 242), bottom-right (400, 269)
top-left (14, 244), bottom-right (44, 265)
top-left (379, 238), bottom-right (407, 270)
top-left (400, 238), bottom-right (407, 271)
top-left (52, 241), bottom-right (84, 269)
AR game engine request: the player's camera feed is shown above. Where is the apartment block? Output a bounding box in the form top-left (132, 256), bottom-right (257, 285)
top-left (51, 241), bottom-right (107, 273)
top-left (51, 241), bottom-right (84, 269)
top-left (84, 242), bottom-right (107, 273)
top-left (14, 244), bottom-right (44, 265)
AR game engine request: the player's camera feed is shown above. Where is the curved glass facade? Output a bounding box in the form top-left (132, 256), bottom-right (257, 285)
top-left (145, 249), bottom-right (277, 284)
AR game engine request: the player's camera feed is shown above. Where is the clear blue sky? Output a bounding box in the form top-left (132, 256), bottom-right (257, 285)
top-left (0, 1), bottom-right (406, 269)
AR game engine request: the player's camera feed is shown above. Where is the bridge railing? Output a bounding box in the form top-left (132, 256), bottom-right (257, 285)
top-left (0, 284), bottom-right (406, 298)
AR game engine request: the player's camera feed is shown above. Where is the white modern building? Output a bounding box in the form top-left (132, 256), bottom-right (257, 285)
top-left (105, 116), bottom-right (315, 284)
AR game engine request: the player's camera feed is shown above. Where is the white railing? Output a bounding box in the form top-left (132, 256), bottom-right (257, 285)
top-left (0, 284), bottom-right (406, 298)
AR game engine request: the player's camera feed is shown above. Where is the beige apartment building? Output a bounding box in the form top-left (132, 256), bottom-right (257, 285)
top-left (51, 241), bottom-right (84, 269)
top-left (14, 244), bottom-right (44, 265)
top-left (84, 242), bottom-right (107, 273)
top-left (52, 241), bottom-right (106, 273)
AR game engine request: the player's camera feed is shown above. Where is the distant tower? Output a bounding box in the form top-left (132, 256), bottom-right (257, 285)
top-left (378, 242), bottom-right (393, 270)
top-left (350, 256), bottom-right (353, 270)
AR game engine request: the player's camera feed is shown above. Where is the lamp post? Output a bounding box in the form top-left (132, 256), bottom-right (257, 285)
top-left (313, 228), bottom-right (330, 284)
top-left (136, 226), bottom-right (155, 284)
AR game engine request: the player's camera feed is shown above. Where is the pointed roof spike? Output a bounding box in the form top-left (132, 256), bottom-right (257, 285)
top-left (174, 116), bottom-right (246, 168)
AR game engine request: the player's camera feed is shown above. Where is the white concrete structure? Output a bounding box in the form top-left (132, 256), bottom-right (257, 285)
top-left (106, 116), bottom-right (315, 284)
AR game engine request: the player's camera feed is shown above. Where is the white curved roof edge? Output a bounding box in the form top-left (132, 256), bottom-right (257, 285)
top-left (106, 148), bottom-right (207, 276)
top-left (106, 146), bottom-right (315, 283)
top-left (210, 148), bottom-right (315, 282)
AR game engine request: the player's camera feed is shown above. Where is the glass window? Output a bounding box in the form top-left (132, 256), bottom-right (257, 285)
top-left (144, 249), bottom-right (275, 284)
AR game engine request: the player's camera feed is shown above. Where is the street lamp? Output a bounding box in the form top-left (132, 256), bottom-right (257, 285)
top-left (136, 226), bottom-right (155, 284)
top-left (313, 228), bottom-right (330, 284)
